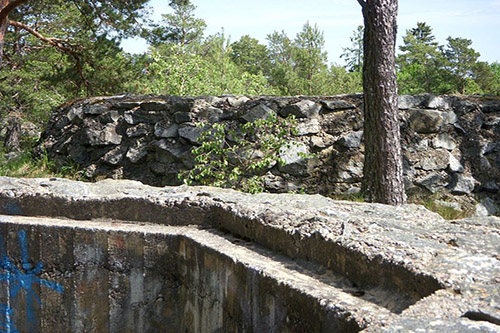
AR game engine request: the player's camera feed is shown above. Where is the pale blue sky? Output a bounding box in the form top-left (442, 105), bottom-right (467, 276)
top-left (122, 0), bottom-right (500, 64)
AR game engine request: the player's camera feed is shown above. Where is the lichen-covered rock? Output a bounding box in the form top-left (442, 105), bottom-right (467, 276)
top-left (415, 172), bottom-right (450, 193)
top-left (335, 153), bottom-right (364, 182)
top-left (126, 141), bottom-right (148, 163)
top-left (409, 109), bottom-right (446, 133)
top-left (240, 104), bottom-right (275, 122)
top-left (36, 94), bottom-right (500, 215)
top-left (154, 122), bottom-right (179, 138)
top-left (432, 133), bottom-right (456, 150)
top-left (452, 98), bottom-right (478, 116)
top-left (398, 95), bottom-right (428, 109)
top-left (280, 100), bottom-right (321, 118)
top-left (295, 118), bottom-right (321, 136)
top-left (199, 106), bottom-right (225, 123)
top-left (126, 123), bottom-right (151, 138)
top-left (338, 130), bottom-right (363, 149)
top-left (226, 95), bottom-right (250, 107)
top-left (426, 95), bottom-right (452, 110)
top-left (408, 149), bottom-right (450, 171)
top-left (101, 146), bottom-right (126, 165)
top-left (449, 174), bottom-right (476, 194)
top-left (278, 142), bottom-right (310, 176)
top-left (83, 103), bottom-right (109, 115)
top-left (178, 125), bottom-right (205, 144)
top-left (448, 153), bottom-right (465, 173)
top-left (321, 99), bottom-right (356, 112)
top-left (475, 197), bottom-right (499, 216)
top-left (84, 122), bottom-right (122, 146)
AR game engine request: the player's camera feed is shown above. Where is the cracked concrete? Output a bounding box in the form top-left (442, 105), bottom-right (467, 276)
top-left (0, 176), bottom-right (498, 332)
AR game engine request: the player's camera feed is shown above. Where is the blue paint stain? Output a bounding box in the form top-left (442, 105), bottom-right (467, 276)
top-left (0, 202), bottom-right (23, 216)
top-left (0, 304), bottom-right (18, 333)
top-left (0, 229), bottom-right (64, 331)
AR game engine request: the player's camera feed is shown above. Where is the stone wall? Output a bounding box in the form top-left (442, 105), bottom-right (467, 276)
top-left (38, 94), bottom-right (500, 215)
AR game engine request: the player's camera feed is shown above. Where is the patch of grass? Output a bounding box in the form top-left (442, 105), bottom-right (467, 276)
top-left (408, 193), bottom-right (470, 220)
top-left (331, 189), bottom-right (470, 220)
top-left (0, 146), bottom-right (83, 180)
top-left (421, 200), bottom-right (467, 220)
top-left (330, 191), bottom-right (366, 203)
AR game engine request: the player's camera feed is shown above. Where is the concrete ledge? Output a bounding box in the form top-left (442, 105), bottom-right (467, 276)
top-left (0, 215), bottom-right (389, 332)
top-left (0, 177), bottom-right (499, 332)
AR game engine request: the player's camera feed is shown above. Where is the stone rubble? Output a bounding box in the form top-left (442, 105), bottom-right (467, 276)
top-left (33, 94), bottom-right (500, 216)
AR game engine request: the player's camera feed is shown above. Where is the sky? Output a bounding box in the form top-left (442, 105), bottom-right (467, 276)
top-left (121, 0), bottom-right (500, 64)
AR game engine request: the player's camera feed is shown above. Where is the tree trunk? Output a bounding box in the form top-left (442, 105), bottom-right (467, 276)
top-left (4, 116), bottom-right (21, 152)
top-left (359, 0), bottom-right (405, 205)
top-left (0, 0), bottom-right (29, 65)
top-left (0, 0), bottom-right (8, 66)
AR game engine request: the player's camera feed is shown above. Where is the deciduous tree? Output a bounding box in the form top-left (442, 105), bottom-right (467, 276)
top-left (230, 35), bottom-right (271, 76)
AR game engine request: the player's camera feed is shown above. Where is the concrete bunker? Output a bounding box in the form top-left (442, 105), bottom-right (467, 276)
top-left (0, 177), bottom-right (499, 332)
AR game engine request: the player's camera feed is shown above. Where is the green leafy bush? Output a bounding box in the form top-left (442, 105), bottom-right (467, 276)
top-left (181, 114), bottom-right (300, 193)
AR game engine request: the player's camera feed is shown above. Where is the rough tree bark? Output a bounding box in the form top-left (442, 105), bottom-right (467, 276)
top-left (358, 0), bottom-right (405, 205)
top-left (0, 0), bottom-right (9, 65)
top-left (4, 116), bottom-right (21, 152)
top-left (0, 0), bottom-right (29, 65)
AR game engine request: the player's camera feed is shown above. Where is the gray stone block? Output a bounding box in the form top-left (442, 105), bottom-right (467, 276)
top-left (240, 104), bottom-right (275, 122)
top-left (449, 174), bottom-right (476, 194)
top-left (280, 100), bottom-right (321, 118)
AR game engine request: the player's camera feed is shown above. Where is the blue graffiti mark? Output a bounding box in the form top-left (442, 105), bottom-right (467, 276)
top-left (0, 202), bottom-right (23, 216)
top-left (0, 304), bottom-right (18, 333)
top-left (0, 230), bottom-right (64, 331)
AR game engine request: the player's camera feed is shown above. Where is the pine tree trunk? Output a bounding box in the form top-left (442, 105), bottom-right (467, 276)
top-left (4, 116), bottom-right (21, 152)
top-left (0, 0), bottom-right (8, 66)
top-left (359, 0), bottom-right (405, 205)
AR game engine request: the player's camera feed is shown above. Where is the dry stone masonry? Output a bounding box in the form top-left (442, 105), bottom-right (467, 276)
top-left (37, 94), bottom-right (500, 215)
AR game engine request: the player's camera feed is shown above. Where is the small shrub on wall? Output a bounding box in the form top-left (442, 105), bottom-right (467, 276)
top-left (182, 114), bottom-right (300, 193)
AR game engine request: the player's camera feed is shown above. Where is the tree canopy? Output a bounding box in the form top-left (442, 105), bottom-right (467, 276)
top-left (0, 0), bottom-right (498, 127)
top-left (397, 22), bottom-right (499, 95)
top-left (0, 0), bottom-right (150, 121)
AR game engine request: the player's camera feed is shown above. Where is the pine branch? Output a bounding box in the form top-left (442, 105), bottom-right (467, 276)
top-left (9, 20), bottom-right (92, 93)
top-left (0, 0), bottom-right (29, 22)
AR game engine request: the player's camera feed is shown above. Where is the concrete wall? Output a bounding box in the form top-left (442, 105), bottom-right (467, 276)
top-left (0, 217), bottom-right (370, 332)
top-left (0, 177), bottom-right (499, 332)
top-left (0, 216), bottom-right (371, 332)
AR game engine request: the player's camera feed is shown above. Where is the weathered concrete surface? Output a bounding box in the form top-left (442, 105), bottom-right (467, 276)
top-left (0, 176), bottom-right (499, 332)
